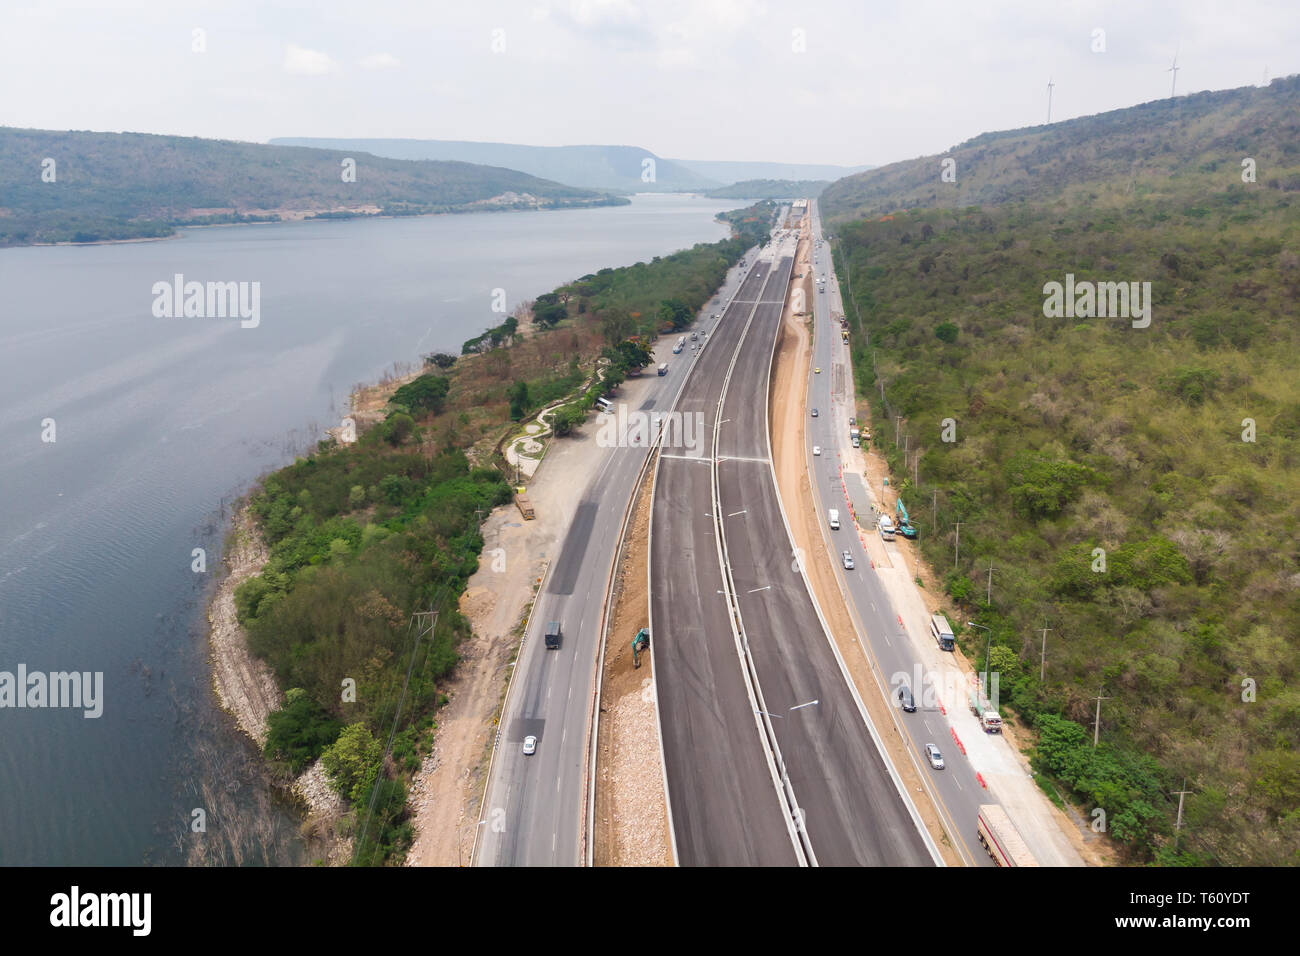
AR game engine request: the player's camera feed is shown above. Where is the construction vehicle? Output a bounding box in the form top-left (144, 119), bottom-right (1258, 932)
top-left (895, 499), bottom-right (919, 538)
top-left (515, 491), bottom-right (535, 520)
top-left (841, 329), bottom-right (849, 343)
top-left (969, 684), bottom-right (1003, 733)
top-left (977, 805), bottom-right (1038, 867)
top-left (632, 628), bottom-right (650, 668)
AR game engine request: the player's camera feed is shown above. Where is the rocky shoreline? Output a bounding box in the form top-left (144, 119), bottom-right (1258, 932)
top-left (207, 498), bottom-right (352, 865)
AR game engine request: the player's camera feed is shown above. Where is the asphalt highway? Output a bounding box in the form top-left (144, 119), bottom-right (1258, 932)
top-left (649, 257), bottom-right (801, 866)
top-left (714, 240), bottom-right (935, 867)
top-left (475, 250), bottom-right (757, 867)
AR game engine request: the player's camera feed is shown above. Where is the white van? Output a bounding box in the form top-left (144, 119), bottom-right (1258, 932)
top-left (828, 509), bottom-right (840, 531)
top-left (878, 514), bottom-right (895, 540)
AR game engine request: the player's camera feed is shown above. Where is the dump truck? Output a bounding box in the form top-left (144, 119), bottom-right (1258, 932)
top-left (515, 492), bottom-right (535, 520)
top-left (977, 805), bottom-right (1038, 867)
top-left (969, 685), bottom-right (1002, 733)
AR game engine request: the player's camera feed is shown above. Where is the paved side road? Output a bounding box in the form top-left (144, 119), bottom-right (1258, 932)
top-left (475, 254), bottom-right (756, 867)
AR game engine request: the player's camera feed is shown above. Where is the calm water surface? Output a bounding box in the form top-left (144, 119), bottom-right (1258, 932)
top-left (0, 194), bottom-right (731, 865)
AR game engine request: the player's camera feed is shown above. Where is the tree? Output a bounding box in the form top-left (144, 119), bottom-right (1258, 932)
top-left (601, 308), bottom-right (635, 346)
top-left (424, 352), bottom-right (457, 369)
top-left (551, 404), bottom-right (586, 436)
top-left (658, 298), bottom-right (693, 331)
top-left (935, 321), bottom-right (959, 343)
top-left (384, 413), bottom-right (415, 445)
top-left (321, 722), bottom-right (384, 804)
top-left (507, 380), bottom-right (530, 421)
top-left (391, 374), bottom-right (450, 416)
top-left (264, 689), bottom-right (343, 774)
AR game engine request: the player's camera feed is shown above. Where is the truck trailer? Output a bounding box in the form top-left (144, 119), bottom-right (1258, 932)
top-left (977, 805), bottom-right (1038, 867)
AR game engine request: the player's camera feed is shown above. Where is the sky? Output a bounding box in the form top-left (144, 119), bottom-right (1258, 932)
top-left (2, 0), bottom-right (1298, 168)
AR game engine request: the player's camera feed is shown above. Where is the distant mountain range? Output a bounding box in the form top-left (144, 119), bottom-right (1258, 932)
top-left (671, 158), bottom-right (869, 184)
top-left (703, 179), bottom-right (831, 200)
top-left (0, 128), bottom-right (622, 246)
top-left (269, 137), bottom-right (869, 194)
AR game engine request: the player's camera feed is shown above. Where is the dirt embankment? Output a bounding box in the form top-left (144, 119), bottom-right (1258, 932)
top-left (593, 459), bottom-right (671, 866)
top-left (768, 224), bottom-right (962, 865)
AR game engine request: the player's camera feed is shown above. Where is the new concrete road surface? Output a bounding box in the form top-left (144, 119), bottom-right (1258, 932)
top-left (651, 256), bottom-right (801, 866)
top-left (805, 199), bottom-right (996, 865)
top-left (474, 250), bottom-right (757, 867)
top-left (713, 240), bottom-right (934, 867)
top-left (652, 222), bottom-right (935, 866)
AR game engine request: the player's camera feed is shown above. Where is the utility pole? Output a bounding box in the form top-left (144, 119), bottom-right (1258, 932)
top-left (1172, 779), bottom-right (1194, 850)
top-left (953, 522), bottom-right (960, 569)
top-left (1047, 77), bottom-right (1055, 123)
top-left (895, 416), bottom-right (902, 445)
top-left (986, 562), bottom-right (998, 607)
top-left (1039, 624), bottom-right (1052, 683)
top-left (1091, 688), bottom-right (1113, 748)
top-left (932, 488), bottom-right (937, 530)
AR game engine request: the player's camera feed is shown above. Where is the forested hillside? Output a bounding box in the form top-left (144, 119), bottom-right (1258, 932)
top-left (826, 77), bottom-right (1300, 865)
top-left (0, 127), bottom-right (621, 245)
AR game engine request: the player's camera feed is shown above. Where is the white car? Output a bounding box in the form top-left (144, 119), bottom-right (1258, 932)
top-left (925, 743), bottom-right (944, 770)
top-left (522, 735), bottom-right (537, 756)
top-left (813, 445), bottom-right (822, 456)
top-left (841, 551), bottom-right (855, 570)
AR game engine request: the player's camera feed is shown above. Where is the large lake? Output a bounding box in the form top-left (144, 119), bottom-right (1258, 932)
top-left (0, 194), bottom-right (732, 865)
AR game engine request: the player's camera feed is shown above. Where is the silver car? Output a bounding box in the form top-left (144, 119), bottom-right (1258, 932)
top-left (841, 551), bottom-right (854, 570)
top-left (522, 735), bottom-right (537, 756)
top-left (925, 743), bottom-right (944, 770)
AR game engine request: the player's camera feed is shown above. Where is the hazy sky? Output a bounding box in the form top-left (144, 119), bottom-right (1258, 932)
top-left (3, 0), bottom-right (1297, 167)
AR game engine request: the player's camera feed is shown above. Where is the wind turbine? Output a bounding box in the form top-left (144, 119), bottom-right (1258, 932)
top-left (1167, 46), bottom-right (1180, 98)
top-left (1046, 77), bottom-right (1055, 123)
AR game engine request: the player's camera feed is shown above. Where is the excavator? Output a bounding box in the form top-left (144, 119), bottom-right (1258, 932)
top-left (632, 628), bottom-right (651, 668)
top-left (895, 499), bottom-right (919, 539)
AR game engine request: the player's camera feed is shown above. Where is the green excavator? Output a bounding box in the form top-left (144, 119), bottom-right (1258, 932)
top-left (896, 499), bottom-right (919, 539)
top-left (632, 628), bottom-right (651, 668)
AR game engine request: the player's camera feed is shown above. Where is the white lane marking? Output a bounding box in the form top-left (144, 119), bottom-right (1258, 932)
top-left (661, 453), bottom-right (711, 462)
top-left (953, 777), bottom-right (963, 792)
top-left (747, 585), bottom-right (771, 593)
top-left (727, 510), bottom-right (747, 517)
top-left (924, 720), bottom-right (934, 734)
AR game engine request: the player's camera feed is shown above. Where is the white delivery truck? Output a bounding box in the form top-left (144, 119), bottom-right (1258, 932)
top-left (827, 509), bottom-right (840, 530)
top-left (878, 514), bottom-right (895, 540)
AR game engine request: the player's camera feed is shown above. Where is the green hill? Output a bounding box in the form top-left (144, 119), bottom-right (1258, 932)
top-left (268, 138), bottom-right (720, 193)
top-left (0, 127), bottom-right (623, 246)
top-left (826, 76), bottom-right (1300, 865)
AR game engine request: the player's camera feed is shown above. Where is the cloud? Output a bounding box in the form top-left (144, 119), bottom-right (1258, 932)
top-left (282, 44), bottom-right (337, 76)
top-left (358, 52), bottom-right (401, 71)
